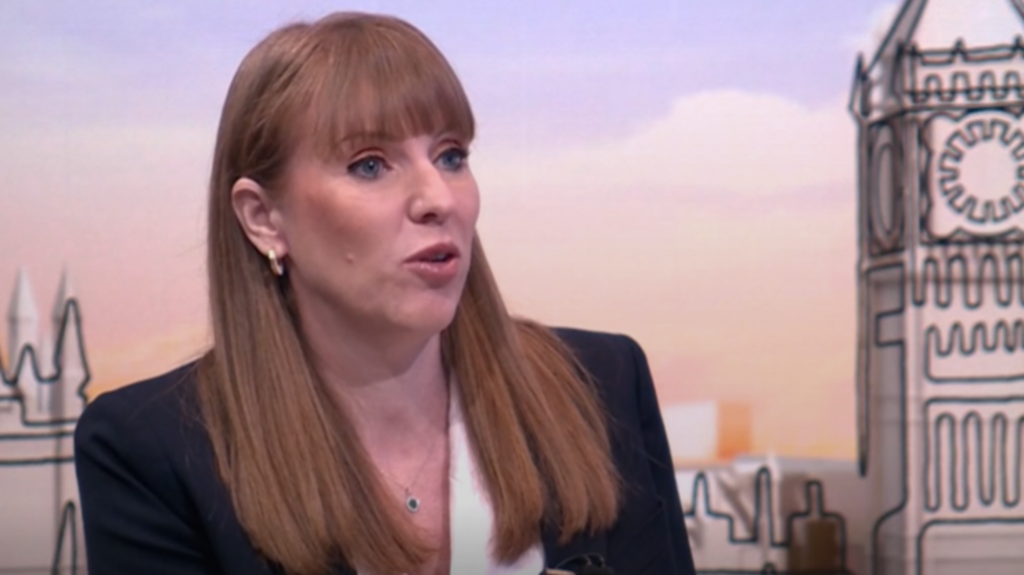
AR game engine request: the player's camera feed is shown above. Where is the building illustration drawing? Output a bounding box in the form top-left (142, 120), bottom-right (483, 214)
top-left (678, 0), bottom-right (1024, 573)
top-left (1, 269), bottom-right (87, 574)
top-left (851, 0), bottom-right (1024, 573)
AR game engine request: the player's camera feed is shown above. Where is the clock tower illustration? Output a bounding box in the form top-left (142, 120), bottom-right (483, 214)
top-left (851, 0), bottom-right (1024, 573)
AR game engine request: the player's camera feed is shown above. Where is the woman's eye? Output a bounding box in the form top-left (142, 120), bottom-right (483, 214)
top-left (347, 156), bottom-right (386, 179)
top-left (437, 147), bottom-right (468, 171)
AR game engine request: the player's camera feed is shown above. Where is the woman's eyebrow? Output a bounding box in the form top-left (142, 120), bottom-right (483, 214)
top-left (322, 131), bottom-right (399, 160)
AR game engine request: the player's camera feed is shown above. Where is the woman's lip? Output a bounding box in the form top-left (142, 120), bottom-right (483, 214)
top-left (405, 241), bottom-right (461, 264)
top-left (404, 255), bottom-right (460, 287)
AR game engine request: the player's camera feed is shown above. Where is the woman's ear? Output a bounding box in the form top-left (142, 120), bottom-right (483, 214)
top-left (231, 177), bottom-right (287, 258)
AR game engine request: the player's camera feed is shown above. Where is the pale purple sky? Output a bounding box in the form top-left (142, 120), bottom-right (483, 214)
top-left (0, 0), bottom-right (947, 456)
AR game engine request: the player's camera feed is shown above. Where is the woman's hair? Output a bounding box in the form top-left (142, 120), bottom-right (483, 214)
top-left (198, 12), bottom-right (619, 575)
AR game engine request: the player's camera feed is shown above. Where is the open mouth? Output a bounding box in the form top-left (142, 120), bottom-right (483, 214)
top-left (405, 243), bottom-right (461, 285)
top-left (407, 242), bottom-right (461, 265)
top-left (423, 251), bottom-right (455, 263)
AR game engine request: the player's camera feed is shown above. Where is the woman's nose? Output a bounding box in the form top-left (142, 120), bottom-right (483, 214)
top-left (408, 163), bottom-right (455, 224)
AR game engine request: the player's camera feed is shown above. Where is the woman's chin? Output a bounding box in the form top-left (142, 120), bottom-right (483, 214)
top-left (391, 301), bottom-right (460, 338)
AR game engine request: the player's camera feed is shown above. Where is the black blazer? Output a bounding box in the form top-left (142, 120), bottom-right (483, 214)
top-left (75, 328), bottom-right (696, 575)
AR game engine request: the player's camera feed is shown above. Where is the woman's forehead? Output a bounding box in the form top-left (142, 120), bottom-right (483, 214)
top-left (263, 19), bottom-right (476, 160)
top-left (298, 93), bottom-right (472, 158)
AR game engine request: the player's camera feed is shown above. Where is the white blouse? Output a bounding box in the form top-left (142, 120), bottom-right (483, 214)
top-left (448, 390), bottom-right (545, 574)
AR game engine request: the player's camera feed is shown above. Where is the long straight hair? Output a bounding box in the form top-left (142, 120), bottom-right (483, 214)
top-left (199, 13), bottom-right (619, 575)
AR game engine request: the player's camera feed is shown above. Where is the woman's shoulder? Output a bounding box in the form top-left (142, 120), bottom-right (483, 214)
top-left (550, 327), bottom-right (651, 394)
top-left (76, 362), bottom-right (201, 436)
top-left (551, 326), bottom-right (643, 358)
top-left (73, 363), bottom-right (260, 572)
top-left (73, 361), bottom-right (207, 483)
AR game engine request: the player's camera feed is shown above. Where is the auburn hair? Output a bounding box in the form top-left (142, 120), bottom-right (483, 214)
top-left (198, 12), bottom-right (619, 575)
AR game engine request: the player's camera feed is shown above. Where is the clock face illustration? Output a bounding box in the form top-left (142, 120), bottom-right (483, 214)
top-left (927, 111), bottom-right (1024, 239)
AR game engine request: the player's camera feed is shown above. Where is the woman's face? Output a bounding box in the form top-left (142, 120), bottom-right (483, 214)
top-left (274, 131), bottom-right (480, 342)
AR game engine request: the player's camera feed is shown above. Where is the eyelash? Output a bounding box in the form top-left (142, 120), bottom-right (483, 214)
top-left (345, 145), bottom-right (470, 180)
top-left (347, 155), bottom-right (388, 180)
top-left (437, 146), bottom-right (469, 171)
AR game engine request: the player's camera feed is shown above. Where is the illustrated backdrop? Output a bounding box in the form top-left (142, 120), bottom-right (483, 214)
top-left (10, 1), bottom-right (1024, 573)
top-left (2, 0), bottom-right (903, 459)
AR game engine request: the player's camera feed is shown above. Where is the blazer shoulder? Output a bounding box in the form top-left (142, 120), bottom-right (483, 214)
top-left (552, 326), bottom-right (637, 352)
top-left (77, 362), bottom-right (199, 432)
top-left (552, 327), bottom-right (648, 396)
top-left (552, 326), bottom-right (642, 369)
top-left (74, 361), bottom-right (203, 469)
top-left (74, 362), bottom-right (233, 572)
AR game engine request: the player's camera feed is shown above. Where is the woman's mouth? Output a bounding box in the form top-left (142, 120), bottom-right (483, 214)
top-left (405, 242), bottom-right (461, 286)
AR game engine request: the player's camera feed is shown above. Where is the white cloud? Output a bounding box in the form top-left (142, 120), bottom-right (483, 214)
top-left (474, 89), bottom-right (856, 198)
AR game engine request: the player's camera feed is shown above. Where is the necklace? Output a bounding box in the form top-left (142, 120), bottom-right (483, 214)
top-left (380, 436), bottom-right (441, 513)
top-left (377, 392), bottom-right (451, 514)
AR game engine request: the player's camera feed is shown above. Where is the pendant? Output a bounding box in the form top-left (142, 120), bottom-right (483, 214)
top-left (406, 495), bottom-right (420, 513)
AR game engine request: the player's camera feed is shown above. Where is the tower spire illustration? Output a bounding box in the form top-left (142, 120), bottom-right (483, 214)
top-left (52, 266), bottom-right (73, 331)
top-left (51, 266), bottom-right (87, 423)
top-left (7, 268), bottom-right (39, 372)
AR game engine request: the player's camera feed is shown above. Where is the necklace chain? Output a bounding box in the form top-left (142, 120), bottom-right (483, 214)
top-left (376, 386), bottom-right (451, 514)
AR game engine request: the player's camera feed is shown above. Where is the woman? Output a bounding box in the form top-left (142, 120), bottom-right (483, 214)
top-left (74, 12), bottom-right (694, 575)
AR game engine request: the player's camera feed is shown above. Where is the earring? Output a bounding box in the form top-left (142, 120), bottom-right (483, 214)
top-left (267, 249), bottom-right (285, 277)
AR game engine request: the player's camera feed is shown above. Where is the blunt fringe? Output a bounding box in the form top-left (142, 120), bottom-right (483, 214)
top-left (198, 12), bottom-right (620, 575)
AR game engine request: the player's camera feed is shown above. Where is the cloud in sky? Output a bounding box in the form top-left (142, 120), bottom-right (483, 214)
top-left (474, 89), bottom-right (856, 199)
top-left (469, 88), bottom-right (859, 458)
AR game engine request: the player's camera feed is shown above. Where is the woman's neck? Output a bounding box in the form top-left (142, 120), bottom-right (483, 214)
top-left (336, 338), bottom-right (448, 445)
top-left (299, 309), bottom-right (450, 450)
